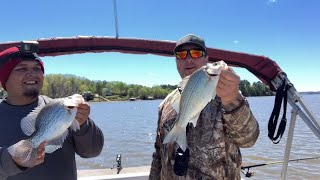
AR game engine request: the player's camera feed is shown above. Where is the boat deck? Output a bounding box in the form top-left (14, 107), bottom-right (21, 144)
top-left (78, 166), bottom-right (150, 180)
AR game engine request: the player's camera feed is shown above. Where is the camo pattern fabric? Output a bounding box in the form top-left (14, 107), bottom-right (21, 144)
top-left (149, 89), bottom-right (259, 180)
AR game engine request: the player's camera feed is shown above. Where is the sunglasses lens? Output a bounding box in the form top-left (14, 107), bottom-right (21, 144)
top-left (175, 51), bottom-right (188, 59)
top-left (190, 50), bottom-right (203, 58)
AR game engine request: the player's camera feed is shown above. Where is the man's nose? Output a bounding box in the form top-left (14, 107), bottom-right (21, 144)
top-left (26, 68), bottom-right (38, 74)
top-left (185, 54), bottom-right (193, 63)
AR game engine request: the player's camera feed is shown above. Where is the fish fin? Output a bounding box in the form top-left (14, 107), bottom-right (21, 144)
top-left (70, 119), bottom-right (80, 131)
top-left (179, 76), bottom-right (190, 91)
top-left (20, 106), bottom-right (42, 136)
top-left (45, 130), bottom-right (69, 153)
top-left (7, 139), bottom-right (32, 158)
top-left (170, 93), bottom-right (181, 114)
top-left (160, 89), bottom-right (178, 107)
top-left (189, 113), bottom-right (201, 127)
top-left (7, 139), bottom-right (37, 167)
top-left (163, 125), bottom-right (188, 151)
top-left (161, 89), bottom-right (181, 113)
top-left (45, 145), bottom-right (62, 153)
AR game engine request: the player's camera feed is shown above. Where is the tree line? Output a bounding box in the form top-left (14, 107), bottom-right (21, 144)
top-left (0, 74), bottom-right (273, 100)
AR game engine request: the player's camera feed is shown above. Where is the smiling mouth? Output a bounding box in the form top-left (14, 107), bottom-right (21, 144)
top-left (24, 80), bottom-right (37, 85)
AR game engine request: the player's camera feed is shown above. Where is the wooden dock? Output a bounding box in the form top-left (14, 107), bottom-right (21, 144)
top-left (93, 95), bottom-right (110, 102)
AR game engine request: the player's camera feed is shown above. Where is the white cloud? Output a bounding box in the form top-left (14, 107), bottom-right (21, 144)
top-left (267, 0), bottom-right (277, 4)
top-left (233, 40), bottom-right (239, 47)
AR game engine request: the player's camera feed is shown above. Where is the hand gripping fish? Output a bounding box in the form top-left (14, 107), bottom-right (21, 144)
top-left (163, 61), bottom-right (228, 151)
top-left (7, 94), bottom-right (85, 167)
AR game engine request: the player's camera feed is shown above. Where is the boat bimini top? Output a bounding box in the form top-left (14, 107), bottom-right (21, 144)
top-left (0, 36), bottom-right (319, 179)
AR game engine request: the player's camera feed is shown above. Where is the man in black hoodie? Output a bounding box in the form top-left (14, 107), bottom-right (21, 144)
top-left (0, 45), bottom-right (104, 180)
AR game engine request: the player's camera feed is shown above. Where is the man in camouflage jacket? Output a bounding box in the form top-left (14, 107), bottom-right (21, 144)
top-left (149, 34), bottom-right (259, 180)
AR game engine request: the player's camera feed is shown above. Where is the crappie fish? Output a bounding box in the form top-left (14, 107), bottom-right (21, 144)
top-left (163, 61), bottom-right (227, 151)
top-left (8, 94), bottom-right (84, 167)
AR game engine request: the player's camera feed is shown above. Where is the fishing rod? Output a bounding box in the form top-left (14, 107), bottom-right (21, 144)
top-left (111, 154), bottom-right (123, 174)
top-left (241, 156), bottom-right (320, 178)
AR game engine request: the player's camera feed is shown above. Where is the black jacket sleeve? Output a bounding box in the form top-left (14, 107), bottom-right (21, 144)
top-left (72, 118), bottom-right (104, 158)
top-left (0, 148), bottom-right (25, 180)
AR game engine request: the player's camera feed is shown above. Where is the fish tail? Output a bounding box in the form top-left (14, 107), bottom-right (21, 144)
top-left (163, 125), bottom-right (188, 151)
top-left (7, 139), bottom-right (38, 167)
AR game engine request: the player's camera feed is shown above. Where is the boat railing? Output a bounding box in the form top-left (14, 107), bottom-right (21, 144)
top-left (271, 73), bottom-right (320, 180)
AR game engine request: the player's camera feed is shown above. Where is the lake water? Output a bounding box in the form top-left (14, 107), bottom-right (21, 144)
top-left (74, 94), bottom-right (320, 179)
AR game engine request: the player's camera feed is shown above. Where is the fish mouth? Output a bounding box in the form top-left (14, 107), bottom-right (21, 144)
top-left (206, 66), bottom-right (221, 76)
top-left (66, 106), bottom-right (76, 109)
top-left (208, 73), bottom-right (218, 76)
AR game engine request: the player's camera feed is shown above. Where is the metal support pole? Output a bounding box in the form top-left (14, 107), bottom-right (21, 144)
top-left (271, 73), bottom-right (320, 179)
top-left (281, 107), bottom-right (298, 180)
top-left (113, 0), bottom-right (119, 38)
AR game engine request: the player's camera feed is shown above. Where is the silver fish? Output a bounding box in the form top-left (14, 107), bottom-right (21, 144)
top-left (8, 94), bottom-right (84, 167)
top-left (163, 61), bottom-right (227, 151)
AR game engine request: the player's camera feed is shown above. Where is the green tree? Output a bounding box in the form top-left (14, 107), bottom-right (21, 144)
top-left (95, 81), bottom-right (104, 95)
top-left (40, 73), bottom-right (274, 100)
top-left (139, 87), bottom-right (149, 100)
top-left (239, 80), bottom-right (251, 97)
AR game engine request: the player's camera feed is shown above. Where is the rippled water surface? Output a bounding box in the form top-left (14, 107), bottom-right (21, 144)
top-left (76, 94), bottom-right (320, 179)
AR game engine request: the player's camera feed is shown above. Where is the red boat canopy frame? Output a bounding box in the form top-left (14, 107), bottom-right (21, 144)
top-left (0, 36), bottom-right (282, 90)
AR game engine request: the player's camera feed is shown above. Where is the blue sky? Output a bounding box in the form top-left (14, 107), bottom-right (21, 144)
top-left (1, 0), bottom-right (319, 91)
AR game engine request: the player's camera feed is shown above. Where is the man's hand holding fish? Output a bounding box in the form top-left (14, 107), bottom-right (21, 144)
top-left (217, 66), bottom-right (241, 105)
top-left (10, 142), bottom-right (47, 168)
top-left (75, 103), bottom-right (91, 126)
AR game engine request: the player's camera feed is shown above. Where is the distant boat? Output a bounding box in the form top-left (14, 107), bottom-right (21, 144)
top-left (129, 98), bottom-right (136, 101)
top-left (147, 96), bottom-right (154, 100)
top-left (82, 92), bottom-right (94, 102)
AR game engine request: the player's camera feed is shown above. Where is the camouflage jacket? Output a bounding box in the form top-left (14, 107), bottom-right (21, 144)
top-left (149, 89), bottom-right (259, 180)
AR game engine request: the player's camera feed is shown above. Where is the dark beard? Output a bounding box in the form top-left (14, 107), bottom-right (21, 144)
top-left (23, 89), bottom-right (39, 98)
